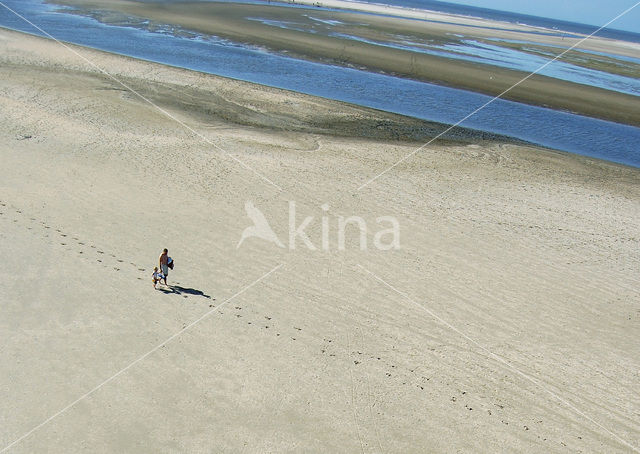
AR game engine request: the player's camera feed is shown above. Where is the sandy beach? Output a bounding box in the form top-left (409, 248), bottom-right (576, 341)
top-left (48, 0), bottom-right (640, 126)
top-left (1, 27), bottom-right (640, 453)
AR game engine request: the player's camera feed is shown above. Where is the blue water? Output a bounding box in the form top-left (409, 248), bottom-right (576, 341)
top-left (247, 11), bottom-right (640, 97)
top-left (1, 0), bottom-right (639, 167)
top-left (324, 31), bottom-right (640, 96)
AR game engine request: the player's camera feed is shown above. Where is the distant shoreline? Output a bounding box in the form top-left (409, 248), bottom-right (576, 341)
top-left (305, 0), bottom-right (640, 43)
top-left (48, 0), bottom-right (640, 127)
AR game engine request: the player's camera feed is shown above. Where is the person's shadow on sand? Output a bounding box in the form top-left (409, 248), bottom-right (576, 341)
top-left (157, 284), bottom-right (212, 299)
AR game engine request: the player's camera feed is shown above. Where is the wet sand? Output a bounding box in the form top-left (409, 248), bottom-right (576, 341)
top-left (49, 0), bottom-right (640, 126)
top-left (1, 28), bottom-right (640, 453)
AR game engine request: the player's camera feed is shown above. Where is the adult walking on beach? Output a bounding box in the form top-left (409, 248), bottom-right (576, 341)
top-left (159, 248), bottom-right (169, 286)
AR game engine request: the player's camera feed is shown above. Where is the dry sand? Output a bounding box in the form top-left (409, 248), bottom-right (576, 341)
top-left (49, 0), bottom-right (640, 126)
top-left (1, 28), bottom-right (639, 453)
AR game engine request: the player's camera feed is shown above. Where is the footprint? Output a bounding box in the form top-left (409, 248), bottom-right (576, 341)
top-left (138, 268), bottom-right (145, 271)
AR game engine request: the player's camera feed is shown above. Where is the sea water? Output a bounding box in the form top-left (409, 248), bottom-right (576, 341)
top-left (0, 0), bottom-right (639, 167)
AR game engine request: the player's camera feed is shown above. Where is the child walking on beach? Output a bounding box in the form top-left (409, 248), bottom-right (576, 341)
top-left (152, 267), bottom-right (164, 289)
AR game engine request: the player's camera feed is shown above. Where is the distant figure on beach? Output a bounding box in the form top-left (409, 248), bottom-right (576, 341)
top-left (159, 248), bottom-right (169, 286)
top-left (151, 266), bottom-right (163, 289)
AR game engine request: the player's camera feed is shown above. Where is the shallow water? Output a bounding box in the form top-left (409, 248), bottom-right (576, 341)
top-left (1, 0), bottom-right (639, 167)
top-left (323, 31), bottom-right (640, 96)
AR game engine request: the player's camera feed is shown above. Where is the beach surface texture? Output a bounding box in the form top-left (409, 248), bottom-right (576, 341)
top-left (1, 26), bottom-right (639, 453)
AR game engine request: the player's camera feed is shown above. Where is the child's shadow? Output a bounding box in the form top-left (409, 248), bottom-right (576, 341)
top-left (157, 285), bottom-right (212, 299)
